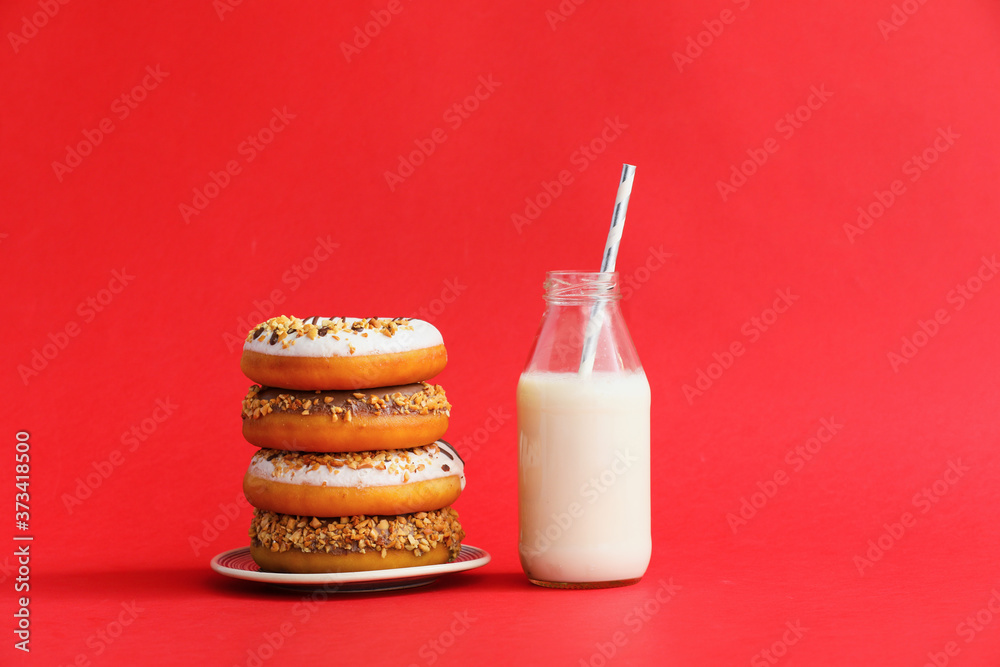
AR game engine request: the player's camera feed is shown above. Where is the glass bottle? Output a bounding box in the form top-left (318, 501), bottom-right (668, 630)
top-left (517, 271), bottom-right (651, 589)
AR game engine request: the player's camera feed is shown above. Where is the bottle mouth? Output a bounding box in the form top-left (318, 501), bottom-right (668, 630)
top-left (543, 271), bottom-right (620, 301)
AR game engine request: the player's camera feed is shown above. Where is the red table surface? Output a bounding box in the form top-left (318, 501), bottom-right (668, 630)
top-left (3, 0), bottom-right (1000, 665)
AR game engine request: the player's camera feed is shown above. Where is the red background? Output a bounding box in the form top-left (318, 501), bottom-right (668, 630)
top-left (3, 0), bottom-right (1000, 665)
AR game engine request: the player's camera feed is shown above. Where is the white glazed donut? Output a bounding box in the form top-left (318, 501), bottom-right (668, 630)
top-left (243, 440), bottom-right (465, 516)
top-left (241, 316), bottom-right (447, 390)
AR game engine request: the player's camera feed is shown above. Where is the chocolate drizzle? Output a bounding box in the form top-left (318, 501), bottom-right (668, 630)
top-left (245, 316), bottom-right (416, 346)
top-left (437, 439), bottom-right (463, 464)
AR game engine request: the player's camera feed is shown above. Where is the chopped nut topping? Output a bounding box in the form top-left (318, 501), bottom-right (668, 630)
top-left (241, 382), bottom-right (450, 421)
top-left (245, 316), bottom-right (414, 344)
top-left (249, 507), bottom-right (463, 559)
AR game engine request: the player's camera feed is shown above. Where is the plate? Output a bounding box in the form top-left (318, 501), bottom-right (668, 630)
top-left (211, 545), bottom-right (490, 592)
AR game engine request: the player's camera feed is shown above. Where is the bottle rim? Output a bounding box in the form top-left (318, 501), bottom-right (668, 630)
top-left (543, 271), bottom-right (620, 301)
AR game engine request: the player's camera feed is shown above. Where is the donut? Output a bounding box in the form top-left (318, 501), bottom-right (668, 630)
top-left (241, 382), bottom-right (450, 452)
top-left (243, 441), bottom-right (465, 516)
top-left (241, 316), bottom-right (447, 390)
top-left (249, 507), bottom-right (464, 573)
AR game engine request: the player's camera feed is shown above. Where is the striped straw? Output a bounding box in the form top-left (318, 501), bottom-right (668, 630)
top-left (600, 164), bottom-right (636, 272)
top-left (579, 164), bottom-right (636, 375)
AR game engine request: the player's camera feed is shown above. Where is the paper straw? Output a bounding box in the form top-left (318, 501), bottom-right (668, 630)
top-left (600, 164), bottom-right (635, 272)
top-left (579, 164), bottom-right (636, 375)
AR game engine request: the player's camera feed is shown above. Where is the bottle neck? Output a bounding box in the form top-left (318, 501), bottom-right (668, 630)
top-left (543, 271), bottom-right (621, 305)
top-left (524, 270), bottom-right (642, 374)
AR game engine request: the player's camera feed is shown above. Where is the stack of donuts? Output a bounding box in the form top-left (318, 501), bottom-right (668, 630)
top-left (238, 315), bottom-right (465, 573)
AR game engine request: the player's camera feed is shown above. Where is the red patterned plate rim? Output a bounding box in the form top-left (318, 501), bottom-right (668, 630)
top-left (210, 544), bottom-right (490, 589)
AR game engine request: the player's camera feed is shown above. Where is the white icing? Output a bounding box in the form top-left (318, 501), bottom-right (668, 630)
top-left (247, 441), bottom-right (465, 490)
top-left (243, 317), bottom-right (443, 358)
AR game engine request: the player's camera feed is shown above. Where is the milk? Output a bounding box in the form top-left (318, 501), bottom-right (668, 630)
top-left (517, 370), bottom-right (651, 585)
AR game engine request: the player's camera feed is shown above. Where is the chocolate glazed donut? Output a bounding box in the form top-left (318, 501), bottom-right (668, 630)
top-left (249, 506), bottom-right (465, 573)
top-left (241, 382), bottom-right (450, 452)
